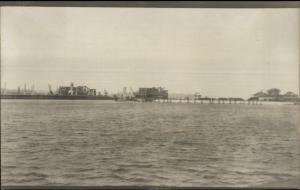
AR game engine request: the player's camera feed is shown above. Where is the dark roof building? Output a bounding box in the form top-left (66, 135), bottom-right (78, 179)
top-left (57, 83), bottom-right (97, 96)
top-left (136, 87), bottom-right (168, 101)
top-left (253, 91), bottom-right (268, 97)
top-left (267, 88), bottom-right (281, 96)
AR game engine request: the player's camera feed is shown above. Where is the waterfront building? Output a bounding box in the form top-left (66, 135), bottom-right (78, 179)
top-left (267, 88), bottom-right (281, 97)
top-left (57, 83), bottom-right (97, 96)
top-left (252, 90), bottom-right (276, 101)
top-left (280, 91), bottom-right (298, 102)
top-left (89, 89), bottom-right (97, 96)
top-left (253, 91), bottom-right (268, 98)
top-left (136, 87), bottom-right (168, 100)
top-left (250, 89), bottom-right (298, 102)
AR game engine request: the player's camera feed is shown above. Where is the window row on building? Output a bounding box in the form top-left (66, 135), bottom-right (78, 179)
top-left (57, 83), bottom-right (96, 96)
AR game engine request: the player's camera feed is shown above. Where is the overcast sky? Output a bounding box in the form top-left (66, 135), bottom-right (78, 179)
top-left (1, 7), bottom-right (299, 98)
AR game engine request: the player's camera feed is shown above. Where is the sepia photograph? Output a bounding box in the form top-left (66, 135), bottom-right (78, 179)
top-left (1, 1), bottom-right (300, 189)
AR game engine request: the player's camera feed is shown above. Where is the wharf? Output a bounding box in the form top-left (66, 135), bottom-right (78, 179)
top-left (0, 94), bottom-right (114, 100)
top-left (153, 98), bottom-right (262, 105)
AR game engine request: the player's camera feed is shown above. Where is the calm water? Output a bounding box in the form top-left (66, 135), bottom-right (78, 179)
top-left (1, 100), bottom-right (300, 187)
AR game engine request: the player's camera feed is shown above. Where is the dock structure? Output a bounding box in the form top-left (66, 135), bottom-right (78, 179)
top-left (153, 97), bottom-right (261, 105)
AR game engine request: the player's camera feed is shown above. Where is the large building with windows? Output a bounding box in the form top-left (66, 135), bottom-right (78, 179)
top-left (57, 83), bottom-right (96, 96)
top-left (136, 87), bottom-right (168, 100)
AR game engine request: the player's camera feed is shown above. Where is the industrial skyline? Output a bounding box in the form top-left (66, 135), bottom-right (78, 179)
top-left (1, 7), bottom-right (299, 99)
top-left (1, 5), bottom-right (300, 188)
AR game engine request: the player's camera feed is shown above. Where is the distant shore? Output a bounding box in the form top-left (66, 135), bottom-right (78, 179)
top-left (1, 94), bottom-right (299, 106)
top-left (0, 94), bottom-right (114, 100)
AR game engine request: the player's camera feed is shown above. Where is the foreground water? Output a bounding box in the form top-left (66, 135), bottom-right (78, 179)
top-left (1, 100), bottom-right (299, 187)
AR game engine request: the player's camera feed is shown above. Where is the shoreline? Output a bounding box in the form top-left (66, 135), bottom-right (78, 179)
top-left (0, 94), bottom-right (114, 100)
top-left (1, 98), bottom-right (299, 106)
top-left (1, 95), bottom-right (299, 106)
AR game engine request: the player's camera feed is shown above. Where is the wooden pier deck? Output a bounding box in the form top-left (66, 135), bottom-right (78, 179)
top-left (153, 98), bottom-right (262, 105)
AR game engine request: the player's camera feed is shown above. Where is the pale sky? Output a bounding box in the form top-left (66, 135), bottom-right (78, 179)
top-left (1, 7), bottom-right (299, 98)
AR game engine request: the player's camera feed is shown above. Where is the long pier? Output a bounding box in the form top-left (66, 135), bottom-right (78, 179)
top-left (153, 98), bottom-right (262, 105)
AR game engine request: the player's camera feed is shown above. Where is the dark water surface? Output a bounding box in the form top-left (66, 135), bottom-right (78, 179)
top-left (1, 100), bottom-right (299, 187)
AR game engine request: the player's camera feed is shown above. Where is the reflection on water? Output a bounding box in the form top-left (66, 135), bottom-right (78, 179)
top-left (1, 100), bottom-right (300, 186)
